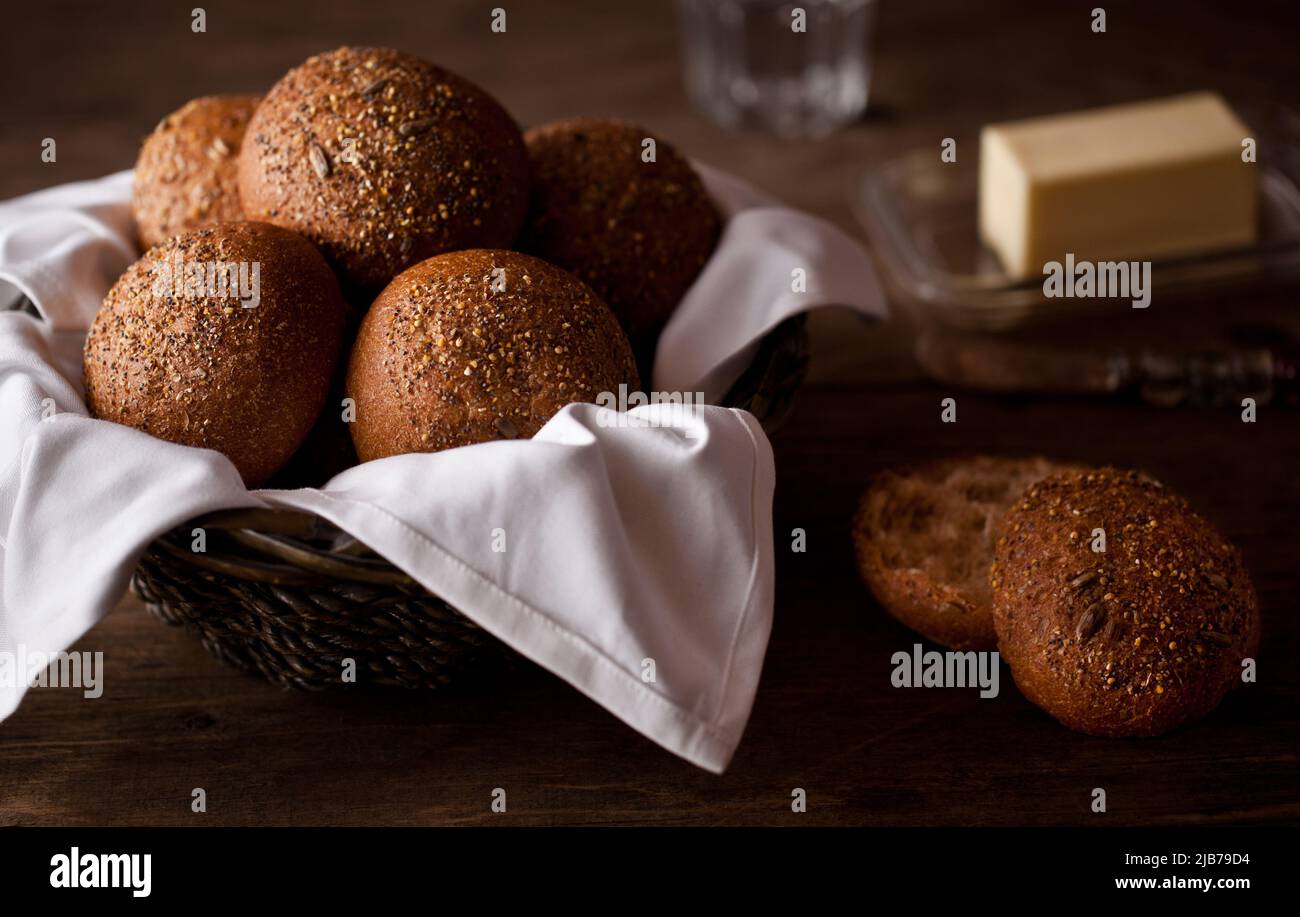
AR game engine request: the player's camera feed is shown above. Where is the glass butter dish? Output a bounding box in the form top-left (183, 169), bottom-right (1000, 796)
top-left (855, 102), bottom-right (1300, 331)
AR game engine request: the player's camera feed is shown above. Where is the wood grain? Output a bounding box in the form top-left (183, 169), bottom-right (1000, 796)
top-left (1, 0), bottom-right (1296, 826)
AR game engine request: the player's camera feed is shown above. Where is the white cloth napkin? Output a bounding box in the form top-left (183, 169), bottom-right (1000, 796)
top-left (0, 167), bottom-right (883, 773)
top-left (657, 163), bottom-right (884, 401)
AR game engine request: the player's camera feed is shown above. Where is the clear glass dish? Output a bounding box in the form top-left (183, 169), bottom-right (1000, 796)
top-left (855, 101), bottom-right (1300, 331)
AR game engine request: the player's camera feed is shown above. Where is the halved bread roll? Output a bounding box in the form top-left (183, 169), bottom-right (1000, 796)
top-left (853, 456), bottom-right (1078, 650)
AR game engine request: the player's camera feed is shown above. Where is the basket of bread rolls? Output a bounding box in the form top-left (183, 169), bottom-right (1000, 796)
top-left (94, 46), bottom-right (808, 690)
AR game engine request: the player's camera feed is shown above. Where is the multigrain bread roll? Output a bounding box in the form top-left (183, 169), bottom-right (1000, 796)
top-left (520, 118), bottom-right (721, 341)
top-left (346, 249), bottom-right (639, 461)
top-left (853, 456), bottom-right (1073, 650)
top-left (992, 468), bottom-right (1260, 736)
top-left (83, 222), bottom-right (348, 486)
top-left (238, 46), bottom-right (529, 292)
top-left (131, 94), bottom-right (260, 249)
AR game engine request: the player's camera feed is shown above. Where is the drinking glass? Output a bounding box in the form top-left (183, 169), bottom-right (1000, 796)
top-left (676, 0), bottom-right (880, 138)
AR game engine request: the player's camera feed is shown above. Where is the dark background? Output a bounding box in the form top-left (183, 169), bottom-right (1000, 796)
top-left (1, 0), bottom-right (1296, 825)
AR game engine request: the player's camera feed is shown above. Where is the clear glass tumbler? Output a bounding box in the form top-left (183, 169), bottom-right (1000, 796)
top-left (676, 0), bottom-right (879, 139)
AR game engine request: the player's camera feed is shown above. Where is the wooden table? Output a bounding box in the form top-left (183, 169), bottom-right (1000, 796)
top-left (1, 0), bottom-right (1296, 826)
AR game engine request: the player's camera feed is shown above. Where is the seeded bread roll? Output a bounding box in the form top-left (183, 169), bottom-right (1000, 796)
top-left (520, 118), bottom-right (721, 341)
top-left (238, 46), bottom-right (529, 292)
top-left (992, 468), bottom-right (1260, 736)
top-left (854, 456), bottom-right (1074, 650)
top-left (132, 94), bottom-right (260, 249)
top-left (83, 222), bottom-right (348, 486)
top-left (346, 249), bottom-right (638, 461)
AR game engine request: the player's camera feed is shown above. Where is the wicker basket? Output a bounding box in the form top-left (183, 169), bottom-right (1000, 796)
top-left (132, 315), bottom-right (810, 690)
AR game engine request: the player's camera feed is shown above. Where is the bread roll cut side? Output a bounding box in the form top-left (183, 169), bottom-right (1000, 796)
top-left (854, 456), bottom-right (1071, 651)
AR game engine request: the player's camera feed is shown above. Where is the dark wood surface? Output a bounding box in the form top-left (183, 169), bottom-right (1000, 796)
top-left (1, 0), bottom-right (1296, 826)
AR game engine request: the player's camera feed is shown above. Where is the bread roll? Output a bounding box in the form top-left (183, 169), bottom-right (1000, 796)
top-left (854, 456), bottom-right (1074, 650)
top-left (346, 249), bottom-right (638, 461)
top-left (520, 118), bottom-right (721, 340)
top-left (992, 468), bottom-right (1260, 736)
top-left (83, 222), bottom-right (348, 486)
top-left (238, 46), bottom-right (529, 292)
top-left (132, 94), bottom-right (260, 249)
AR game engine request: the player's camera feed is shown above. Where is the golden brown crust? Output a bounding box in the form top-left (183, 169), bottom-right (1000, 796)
top-left (131, 94), bottom-right (261, 249)
top-left (992, 468), bottom-right (1260, 736)
top-left (83, 222), bottom-right (348, 486)
top-left (237, 46), bottom-right (529, 292)
top-left (520, 118), bottom-right (721, 338)
top-left (853, 456), bottom-right (1072, 650)
top-left (346, 249), bottom-right (639, 461)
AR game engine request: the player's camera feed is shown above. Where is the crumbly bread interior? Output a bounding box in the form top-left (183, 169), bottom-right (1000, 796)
top-left (867, 457), bottom-right (1063, 611)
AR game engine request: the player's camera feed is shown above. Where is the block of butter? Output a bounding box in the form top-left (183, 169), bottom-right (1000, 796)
top-left (978, 92), bottom-right (1257, 280)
